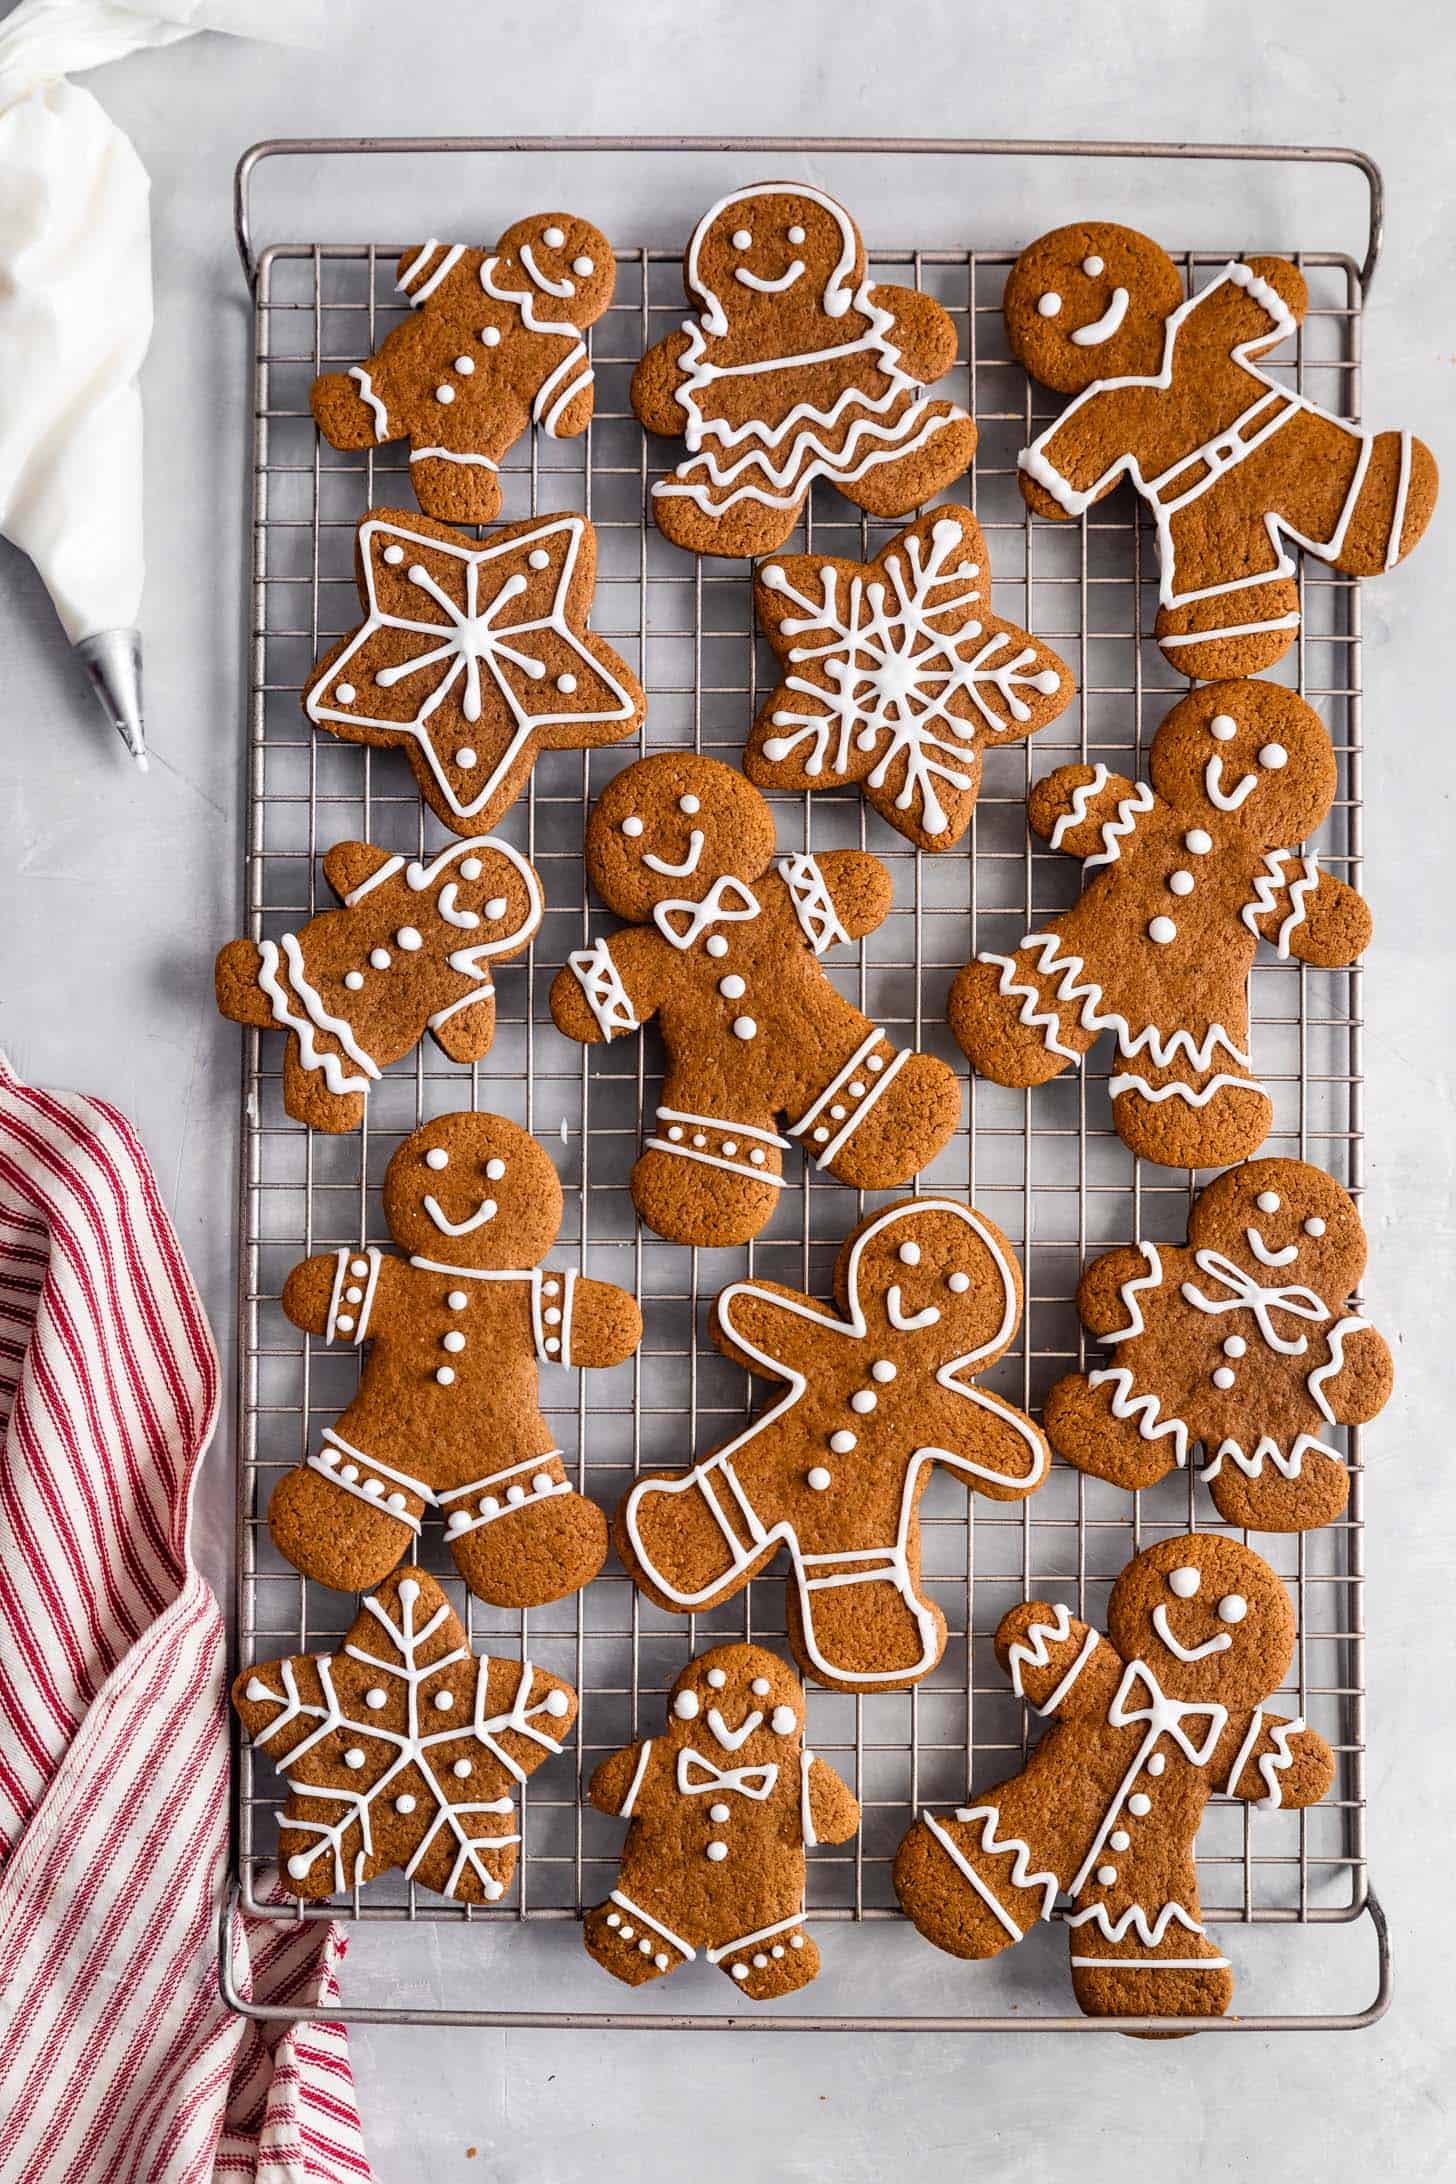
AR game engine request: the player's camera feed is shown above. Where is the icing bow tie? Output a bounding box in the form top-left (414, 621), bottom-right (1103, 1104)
top-left (1180, 1248), bottom-right (1329, 1356)
top-left (675, 1748), bottom-right (779, 1800)
top-left (1109, 1659), bottom-right (1228, 1766)
top-left (653, 876), bottom-right (761, 952)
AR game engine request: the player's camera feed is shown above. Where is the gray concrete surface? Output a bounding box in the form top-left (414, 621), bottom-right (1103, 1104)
top-left (0, 1), bottom-right (1451, 2176)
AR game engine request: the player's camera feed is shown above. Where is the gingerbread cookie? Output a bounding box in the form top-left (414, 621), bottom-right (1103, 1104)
top-left (634, 181), bottom-right (977, 558)
top-left (1005, 223), bottom-right (1438, 678)
top-left (234, 1568), bottom-right (577, 1904)
top-left (746, 506), bottom-right (1072, 850)
top-left (584, 1644), bottom-right (858, 1997)
top-left (311, 217), bottom-right (614, 524)
top-left (618, 1198), bottom-right (1047, 1690)
top-left (269, 1112), bottom-right (640, 1605)
top-left (894, 1534), bottom-right (1334, 2032)
top-left (547, 753), bottom-right (961, 1246)
top-left (304, 508), bottom-right (645, 837)
top-left (948, 679), bottom-right (1371, 1170)
top-left (1047, 1158), bottom-right (1392, 1532)
top-left (215, 835), bottom-right (541, 1132)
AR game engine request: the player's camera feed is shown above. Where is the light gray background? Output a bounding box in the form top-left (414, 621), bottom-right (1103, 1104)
top-left (1, 1), bottom-right (1451, 2176)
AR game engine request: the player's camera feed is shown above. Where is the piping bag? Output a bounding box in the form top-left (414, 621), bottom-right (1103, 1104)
top-left (0, 0), bottom-right (323, 770)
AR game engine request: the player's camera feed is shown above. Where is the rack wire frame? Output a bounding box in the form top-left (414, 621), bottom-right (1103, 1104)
top-left (225, 140), bottom-right (1390, 2031)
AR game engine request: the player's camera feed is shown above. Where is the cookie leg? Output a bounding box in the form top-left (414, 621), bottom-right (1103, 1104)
top-left (267, 1455), bottom-right (422, 1594)
top-left (1109, 1069), bottom-right (1273, 1171)
top-left (280, 1038), bottom-right (368, 1134)
top-left (1203, 1443), bottom-right (1349, 1533)
top-left (947, 948), bottom-right (1090, 1087)
top-left (407, 441), bottom-right (504, 527)
top-left (584, 1895), bottom-right (694, 1986)
top-left (615, 1463), bottom-right (771, 1613)
top-left (1329, 430), bottom-right (1439, 576)
top-left (787, 1563), bottom-right (946, 1691)
top-left (708, 1912), bottom-right (820, 1999)
top-left (833, 404), bottom-right (978, 518)
top-left (650, 478), bottom-right (804, 560)
top-left (893, 1807), bottom-right (1043, 1962)
top-left (1045, 1371), bottom-right (1183, 1493)
top-left (808, 1048), bottom-right (961, 1193)
top-left (631, 1141), bottom-right (781, 1248)
top-left (444, 1466), bottom-right (607, 1607)
top-left (1068, 1932), bottom-right (1234, 2039)
top-left (1154, 575), bottom-right (1301, 681)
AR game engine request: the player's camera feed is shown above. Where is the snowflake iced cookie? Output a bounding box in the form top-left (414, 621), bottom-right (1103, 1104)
top-left (948, 679), bottom-right (1371, 1171)
top-left (304, 508), bottom-right (645, 837)
top-left (547, 753), bottom-right (961, 1247)
top-left (233, 1569), bottom-right (577, 1904)
top-left (584, 1644), bottom-right (858, 1997)
top-left (1047, 1158), bottom-right (1392, 1533)
top-left (745, 506), bottom-right (1073, 850)
top-left (1005, 223), bottom-right (1438, 679)
top-left (617, 1198), bottom-right (1047, 1691)
top-left (268, 1112), bottom-right (640, 1605)
top-left (894, 1533), bottom-right (1334, 2032)
top-left (633, 181), bottom-right (977, 558)
top-left (311, 216), bottom-right (614, 525)
top-left (214, 836), bottom-right (541, 1132)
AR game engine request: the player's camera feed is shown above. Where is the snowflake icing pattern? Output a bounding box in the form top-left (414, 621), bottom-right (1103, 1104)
top-left (748, 507), bottom-right (1071, 848)
top-left (305, 508), bottom-right (643, 831)
top-left (233, 1568), bottom-right (577, 1903)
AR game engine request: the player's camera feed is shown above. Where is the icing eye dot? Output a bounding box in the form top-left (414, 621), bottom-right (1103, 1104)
top-left (1218, 1594), bottom-right (1248, 1624)
top-left (947, 1271), bottom-right (971, 1293)
top-left (751, 1677), bottom-right (771, 1696)
top-left (1259, 742), bottom-right (1288, 770)
top-left (1167, 1566), bottom-right (1201, 1599)
top-left (485, 1158), bottom-right (506, 1180)
top-left (1082, 254), bottom-right (1104, 276)
top-left (573, 255), bottom-right (594, 275)
top-left (707, 1667), bottom-right (727, 1689)
top-left (459, 856), bottom-right (482, 879)
top-left (732, 228), bottom-right (752, 249)
top-left (528, 549), bottom-right (550, 569)
top-left (425, 1148), bottom-right (449, 1171)
top-left (673, 1690), bottom-right (699, 1720)
top-left (678, 794), bottom-right (700, 814)
top-left (770, 1705), bottom-right (796, 1735)
top-left (1256, 1191), bottom-right (1281, 1213)
top-left (1037, 291), bottom-right (1062, 317)
top-left (787, 224), bottom-right (806, 244)
top-left (1210, 713), bottom-right (1238, 741)
top-left (1304, 1216), bottom-right (1326, 1237)
top-left (542, 225), bottom-right (565, 248)
top-left (621, 815), bottom-right (644, 838)
top-left (898, 1241), bottom-right (921, 1267)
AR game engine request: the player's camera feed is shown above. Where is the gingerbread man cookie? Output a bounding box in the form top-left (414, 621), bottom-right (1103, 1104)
top-left (547, 754), bottom-right (961, 1247)
top-left (234, 1569), bottom-right (577, 1904)
top-left (633, 181), bottom-right (977, 558)
top-left (618, 1198), bottom-right (1047, 1690)
top-left (746, 506), bottom-right (1073, 850)
top-left (311, 217), bottom-right (614, 525)
top-left (269, 1113), bottom-right (641, 1606)
top-left (894, 1534), bottom-right (1334, 2032)
top-left (1005, 223), bottom-right (1438, 679)
top-left (214, 835), bottom-right (541, 1132)
top-left (1047, 1158), bottom-right (1392, 1532)
top-left (948, 679), bottom-right (1371, 1170)
top-left (584, 1644), bottom-right (858, 1998)
top-left (304, 508), bottom-right (645, 837)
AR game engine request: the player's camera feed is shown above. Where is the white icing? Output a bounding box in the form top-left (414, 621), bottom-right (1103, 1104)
top-left (257, 933), bottom-right (379, 1098)
top-left (641, 829), bottom-right (705, 878)
top-left (1179, 1248), bottom-right (1328, 1355)
top-left (348, 365), bottom-right (389, 442)
top-left (1069, 287), bottom-right (1129, 346)
top-left (652, 875), bottom-right (761, 953)
top-left (1049, 765), bottom-right (1154, 871)
top-left (568, 937), bottom-right (640, 1039)
top-left (1151, 1602), bottom-right (1231, 1662)
top-left (676, 1747), bottom-right (777, 1800)
top-left (1306, 1315), bottom-right (1371, 1424)
top-left (980, 930), bottom-right (1251, 1076)
top-left (1167, 1566), bottom-right (1200, 1598)
top-left (776, 853), bottom-right (850, 955)
top-left (1240, 849), bottom-right (1319, 957)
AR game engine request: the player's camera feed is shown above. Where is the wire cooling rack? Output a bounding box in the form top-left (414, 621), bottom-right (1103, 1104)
top-left (223, 139), bottom-right (1389, 2031)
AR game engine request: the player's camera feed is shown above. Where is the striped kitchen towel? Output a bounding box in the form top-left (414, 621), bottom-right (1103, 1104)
top-left (0, 1057), bottom-right (370, 2181)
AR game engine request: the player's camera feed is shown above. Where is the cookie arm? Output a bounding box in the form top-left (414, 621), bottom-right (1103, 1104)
top-left (1018, 387), bottom-right (1129, 520)
top-left (712, 1279), bottom-right (839, 1385)
top-left (1184, 255), bottom-right (1308, 359)
top-left (926, 1382), bottom-right (1049, 1503)
top-left (549, 928), bottom-right (669, 1045)
top-left (282, 1247), bottom-right (395, 1344)
top-left (321, 840), bottom-right (396, 902)
top-left (232, 1655), bottom-right (329, 1767)
top-left (630, 329), bottom-right (693, 438)
top-left (562, 1277), bottom-right (644, 1370)
top-left (804, 1753), bottom-right (861, 1847)
top-left (993, 1602), bottom-right (1122, 1722)
top-left (1076, 1243), bottom-right (1166, 1340)
top-left (867, 283), bottom-right (959, 383)
top-left (1218, 1709), bottom-right (1335, 1811)
top-left (1309, 1319), bottom-right (1393, 1427)
top-left (1251, 868), bottom-right (1371, 970)
top-left (589, 1739), bottom-right (654, 1817)
top-left (813, 850), bottom-right (894, 941)
top-left (1027, 763), bottom-right (1150, 859)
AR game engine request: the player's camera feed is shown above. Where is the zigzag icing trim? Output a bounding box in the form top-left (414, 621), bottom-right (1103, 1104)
top-left (1307, 1315), bottom-right (1371, 1423)
top-left (1064, 1901), bottom-right (1204, 1947)
top-left (1240, 849), bottom-right (1319, 958)
top-left (1049, 764), bottom-right (1156, 872)
top-left (1223, 1707), bottom-right (1305, 1809)
top-left (1005, 1601), bottom-right (1071, 1695)
top-left (1102, 1242), bottom-right (1162, 1342)
top-left (1106, 1071), bottom-right (1263, 1109)
top-left (1197, 1430), bottom-right (1342, 1483)
top-left (923, 1805), bottom-right (1059, 1937)
top-left (981, 931), bottom-right (1251, 1073)
top-left (1086, 1366), bottom-right (1191, 1467)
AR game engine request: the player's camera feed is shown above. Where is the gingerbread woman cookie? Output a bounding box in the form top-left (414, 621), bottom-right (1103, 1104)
top-left (584, 1644), bottom-right (858, 1997)
top-left (547, 754), bottom-right (961, 1246)
top-left (618, 1198), bottom-right (1047, 1690)
top-left (746, 506), bottom-right (1072, 850)
top-left (304, 508), bottom-right (645, 837)
top-left (234, 1569), bottom-right (577, 1904)
top-left (269, 1112), bottom-right (641, 1605)
top-left (894, 1534), bottom-right (1334, 2032)
top-left (215, 835), bottom-right (541, 1132)
top-left (948, 679), bottom-right (1371, 1170)
top-left (1005, 223), bottom-right (1438, 678)
top-left (311, 217), bottom-right (614, 525)
top-left (634, 181), bottom-right (977, 558)
top-left (1047, 1158), bottom-right (1392, 1532)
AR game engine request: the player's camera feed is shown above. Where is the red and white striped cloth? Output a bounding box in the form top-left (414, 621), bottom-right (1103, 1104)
top-left (0, 1057), bottom-right (371, 2182)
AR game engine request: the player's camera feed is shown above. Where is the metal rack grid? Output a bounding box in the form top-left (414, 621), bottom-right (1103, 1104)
top-left (224, 139), bottom-right (1389, 2031)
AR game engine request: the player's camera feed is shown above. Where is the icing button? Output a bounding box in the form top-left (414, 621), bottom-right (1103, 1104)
top-left (706, 935), bottom-right (729, 957)
top-left (706, 1841), bottom-right (728, 1863)
top-left (1148, 915), bottom-right (1177, 944)
top-left (829, 1430), bottom-right (857, 1453)
top-left (1168, 869), bottom-right (1195, 896)
top-left (732, 1016), bottom-right (758, 1041)
top-left (1185, 828), bottom-right (1213, 854)
top-left (435, 1366), bottom-right (456, 1385)
top-left (710, 1803), bottom-right (730, 1823)
top-left (1147, 1755), bottom-right (1166, 1777)
top-left (850, 1390), bottom-right (877, 1414)
top-left (1128, 1793), bottom-right (1152, 1816)
top-left (807, 1466), bottom-right (832, 1491)
top-left (1096, 1865), bottom-right (1117, 1886)
top-left (719, 974), bottom-right (746, 999)
top-left (1109, 1829), bottom-right (1131, 1851)
top-left (871, 1361), bottom-right (896, 1383)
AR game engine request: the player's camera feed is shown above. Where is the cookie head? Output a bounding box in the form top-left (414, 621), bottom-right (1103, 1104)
top-left (584, 753), bottom-right (777, 919)
top-left (1108, 1535), bottom-right (1294, 1706)
top-left (1189, 1158), bottom-right (1366, 1306)
top-left (665, 1644), bottom-right (805, 1756)
top-left (1148, 680), bottom-right (1336, 845)
top-left (1004, 223), bottom-right (1182, 394)
top-left (495, 212), bottom-right (614, 324)
top-left (836, 1198), bottom-right (1023, 1368)
top-left (382, 1112), bottom-right (562, 1268)
top-left (686, 182), bottom-right (863, 338)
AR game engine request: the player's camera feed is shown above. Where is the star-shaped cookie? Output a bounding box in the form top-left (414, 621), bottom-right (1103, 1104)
top-left (233, 1567), bottom-right (577, 1903)
top-left (746, 506), bottom-right (1072, 850)
top-left (304, 507), bottom-right (646, 835)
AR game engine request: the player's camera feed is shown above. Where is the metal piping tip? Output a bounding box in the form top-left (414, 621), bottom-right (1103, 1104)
top-left (75, 628), bottom-right (148, 771)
